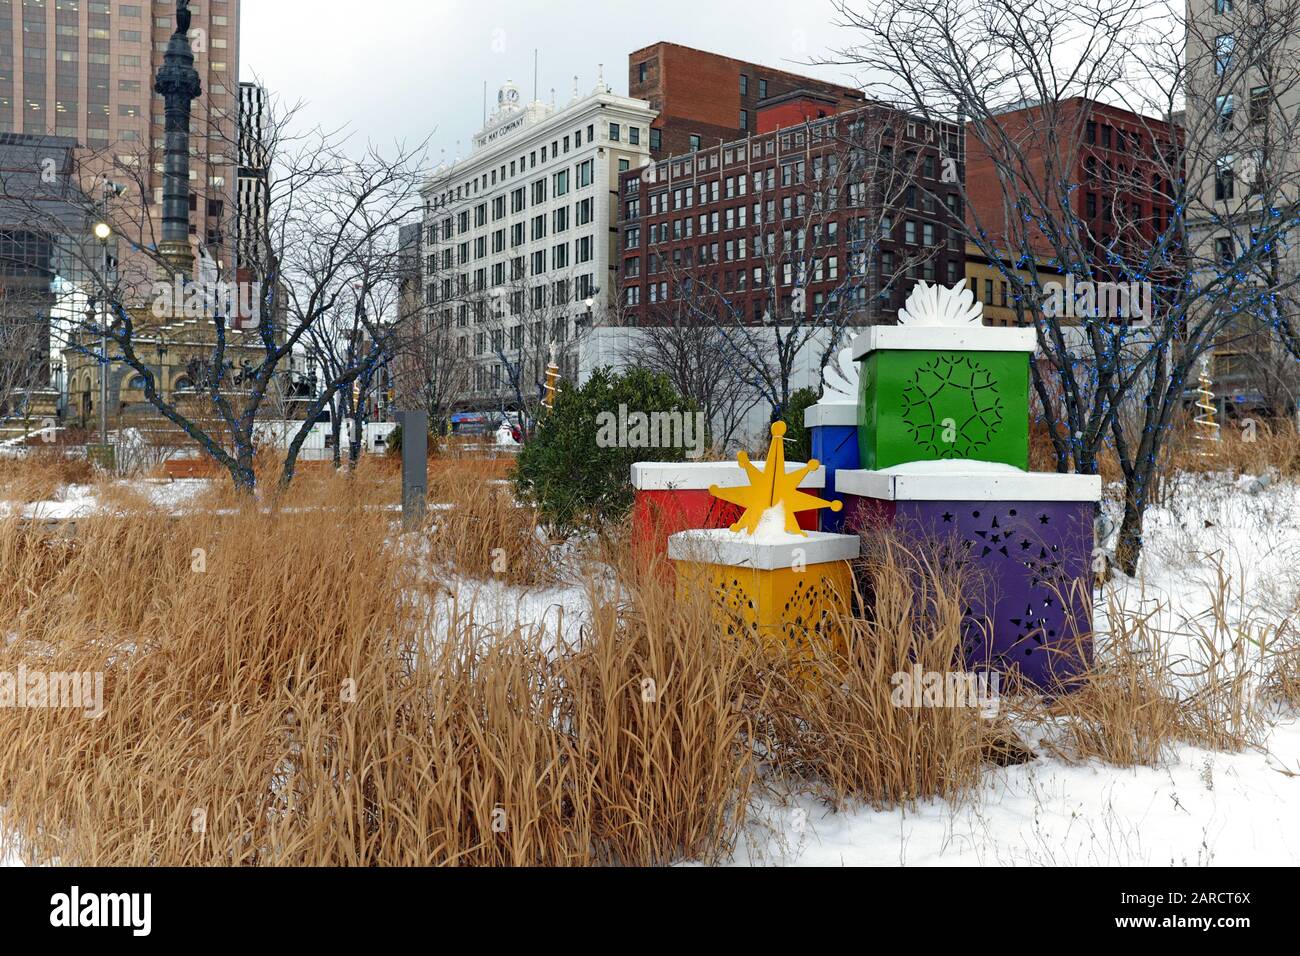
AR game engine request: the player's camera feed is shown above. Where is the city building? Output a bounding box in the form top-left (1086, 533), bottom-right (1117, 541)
top-left (628, 42), bottom-right (865, 159)
top-left (616, 99), bottom-right (966, 330)
top-left (418, 78), bottom-right (654, 412)
top-left (236, 79), bottom-right (267, 271)
top-left (0, 0), bottom-right (241, 266)
top-left (963, 97), bottom-right (1180, 327)
top-left (0, 131), bottom-right (90, 424)
top-left (1185, 2), bottom-right (1300, 413)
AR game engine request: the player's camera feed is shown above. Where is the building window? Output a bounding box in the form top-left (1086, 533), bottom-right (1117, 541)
top-left (758, 78), bottom-right (768, 99)
top-left (739, 109), bottom-right (748, 131)
top-left (629, 126), bottom-right (640, 145)
top-left (1215, 236), bottom-right (1234, 264)
top-left (1215, 0), bottom-right (1232, 11)
top-left (650, 128), bottom-right (661, 152)
top-left (1215, 34), bottom-right (1234, 75)
top-left (688, 134), bottom-right (701, 152)
top-left (1249, 85), bottom-right (1271, 124)
top-left (1215, 154), bottom-right (1234, 200)
top-left (1216, 94), bottom-right (1234, 132)
top-left (740, 74), bottom-right (749, 96)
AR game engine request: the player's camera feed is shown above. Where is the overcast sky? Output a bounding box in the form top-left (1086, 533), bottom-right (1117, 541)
top-left (241, 0), bottom-right (869, 163)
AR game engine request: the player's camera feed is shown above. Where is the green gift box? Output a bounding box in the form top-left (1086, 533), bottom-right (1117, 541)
top-left (851, 284), bottom-right (1037, 471)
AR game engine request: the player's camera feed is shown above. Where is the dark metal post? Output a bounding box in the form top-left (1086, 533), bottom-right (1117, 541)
top-left (399, 410), bottom-right (427, 528)
top-left (154, 1), bottom-right (201, 275)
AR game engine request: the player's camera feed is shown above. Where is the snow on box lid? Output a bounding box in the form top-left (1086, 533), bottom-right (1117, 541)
top-left (835, 460), bottom-right (1102, 502)
top-left (667, 528), bottom-right (860, 570)
top-left (850, 281), bottom-right (1036, 359)
top-left (631, 460), bottom-right (825, 491)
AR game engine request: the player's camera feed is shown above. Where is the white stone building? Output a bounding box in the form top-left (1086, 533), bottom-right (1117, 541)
top-left (419, 78), bottom-right (655, 413)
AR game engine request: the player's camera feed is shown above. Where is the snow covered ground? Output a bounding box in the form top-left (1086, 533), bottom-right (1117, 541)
top-left (0, 478), bottom-right (210, 520)
top-left (1, 469), bottom-right (1296, 866)
top-left (735, 472), bottom-right (1300, 866)
top-left (737, 719), bottom-right (1299, 865)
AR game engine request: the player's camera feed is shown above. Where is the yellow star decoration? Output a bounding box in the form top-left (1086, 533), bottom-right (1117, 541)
top-left (708, 421), bottom-right (843, 536)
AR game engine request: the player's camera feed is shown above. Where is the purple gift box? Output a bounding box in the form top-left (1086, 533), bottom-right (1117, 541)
top-left (836, 462), bottom-right (1102, 690)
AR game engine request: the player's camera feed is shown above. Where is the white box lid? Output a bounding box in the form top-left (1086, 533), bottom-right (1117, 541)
top-left (835, 460), bottom-right (1101, 502)
top-left (632, 460), bottom-right (826, 491)
top-left (851, 325), bottom-right (1037, 359)
top-left (668, 528), bottom-right (860, 570)
top-left (804, 403), bottom-right (857, 428)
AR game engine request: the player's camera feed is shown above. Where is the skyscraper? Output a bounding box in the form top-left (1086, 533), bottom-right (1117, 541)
top-left (0, 0), bottom-right (240, 262)
top-left (236, 79), bottom-right (266, 269)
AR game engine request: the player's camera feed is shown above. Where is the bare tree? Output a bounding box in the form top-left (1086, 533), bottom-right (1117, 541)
top-left (18, 93), bottom-right (428, 493)
top-left (0, 302), bottom-right (48, 428)
top-left (827, 0), bottom-right (1300, 571)
top-left (303, 238), bottom-right (404, 471)
top-left (390, 224), bottom-right (472, 443)
top-left (620, 294), bottom-right (761, 452)
top-left (647, 109), bottom-right (948, 418)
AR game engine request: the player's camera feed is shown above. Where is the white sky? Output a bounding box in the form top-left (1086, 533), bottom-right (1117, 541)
top-left (240, 0), bottom-right (869, 161)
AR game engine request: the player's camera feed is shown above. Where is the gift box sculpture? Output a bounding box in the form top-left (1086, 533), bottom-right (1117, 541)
top-left (853, 281), bottom-right (1036, 471)
top-left (636, 280), bottom-right (1098, 690)
top-left (830, 282), bottom-right (1100, 689)
top-left (666, 423), bottom-right (860, 668)
top-left (630, 458), bottom-right (825, 564)
top-left (804, 348), bottom-right (860, 532)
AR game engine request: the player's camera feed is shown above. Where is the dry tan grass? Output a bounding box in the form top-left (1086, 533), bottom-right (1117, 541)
top-left (1032, 579), bottom-right (1271, 766)
top-left (0, 451), bottom-right (1290, 865)
top-left (745, 534), bottom-right (996, 810)
top-left (0, 450), bottom-right (94, 504)
top-left (1030, 418), bottom-right (1300, 498)
top-left (423, 477), bottom-right (560, 587)
top-left (0, 476), bottom-right (761, 865)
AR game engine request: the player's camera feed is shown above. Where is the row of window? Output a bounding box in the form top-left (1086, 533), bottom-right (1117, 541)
top-left (623, 253), bottom-right (963, 307)
top-left (429, 173), bottom-right (597, 243)
top-left (430, 120), bottom-right (643, 210)
top-left (425, 248), bottom-right (599, 304)
top-left (430, 274), bottom-right (598, 324)
top-left (626, 201), bottom-right (961, 251)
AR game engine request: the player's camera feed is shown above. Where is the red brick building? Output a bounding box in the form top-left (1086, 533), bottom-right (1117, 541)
top-left (965, 97), bottom-right (1180, 271)
top-left (628, 42), bottom-right (866, 159)
top-left (616, 102), bottom-right (966, 329)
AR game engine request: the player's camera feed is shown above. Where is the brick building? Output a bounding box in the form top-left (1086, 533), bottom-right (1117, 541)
top-left (616, 101), bottom-right (966, 330)
top-left (963, 97), bottom-right (1180, 323)
top-left (628, 42), bottom-right (866, 159)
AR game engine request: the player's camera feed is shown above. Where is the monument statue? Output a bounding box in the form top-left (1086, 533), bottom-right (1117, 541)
top-left (177, 0), bottom-right (191, 35)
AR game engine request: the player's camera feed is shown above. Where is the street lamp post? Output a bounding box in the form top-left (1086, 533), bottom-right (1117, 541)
top-left (93, 219), bottom-right (111, 446)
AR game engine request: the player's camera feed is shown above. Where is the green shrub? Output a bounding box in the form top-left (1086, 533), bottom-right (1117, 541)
top-left (781, 387), bottom-right (819, 463)
top-left (512, 367), bottom-right (697, 532)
